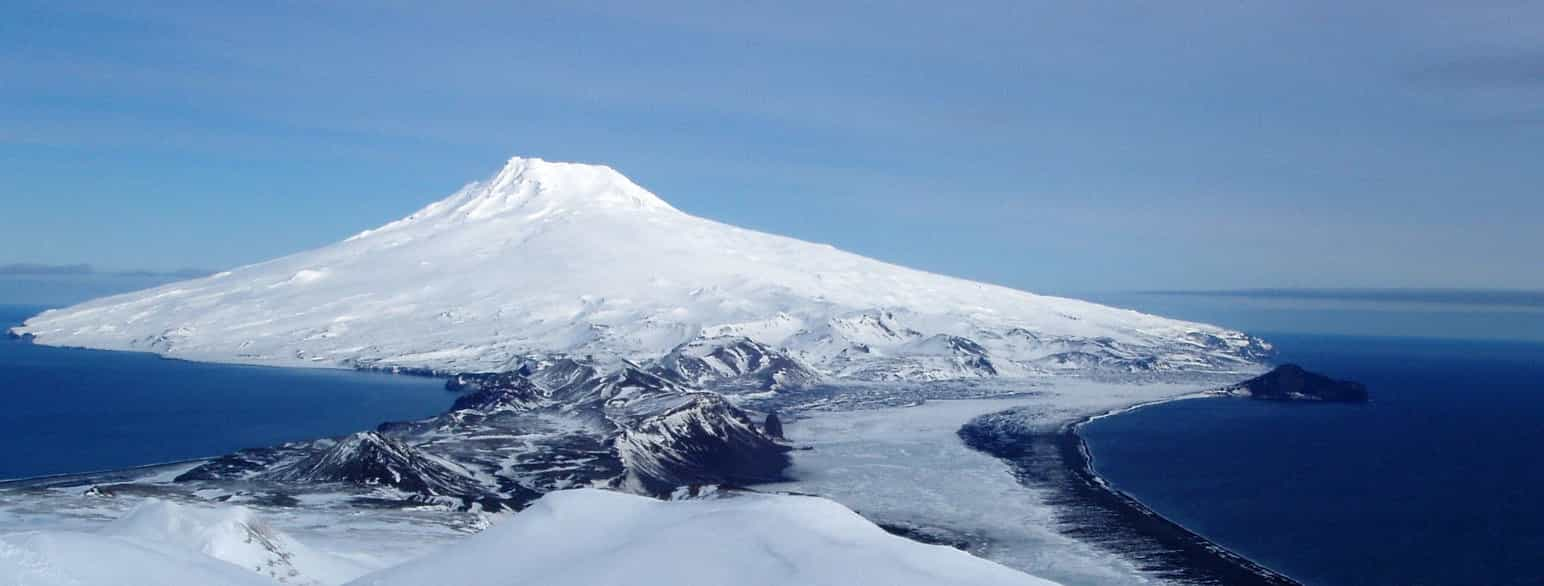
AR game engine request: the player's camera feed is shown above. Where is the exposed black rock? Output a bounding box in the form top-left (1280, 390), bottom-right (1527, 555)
top-left (447, 374), bottom-right (548, 412)
top-left (613, 392), bottom-right (790, 493)
top-left (177, 431), bottom-right (530, 510)
top-left (764, 411), bottom-right (785, 440)
top-left (258, 432), bottom-right (473, 492)
top-left (178, 361), bottom-right (790, 510)
top-left (652, 336), bottom-right (821, 391)
top-left (1223, 364), bottom-right (1368, 402)
top-left (918, 334), bottom-right (999, 377)
top-left (877, 521), bottom-right (975, 551)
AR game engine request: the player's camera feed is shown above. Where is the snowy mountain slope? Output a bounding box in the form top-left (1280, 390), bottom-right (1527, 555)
top-left (347, 488), bottom-right (1059, 586)
top-left (12, 156), bottom-right (1268, 381)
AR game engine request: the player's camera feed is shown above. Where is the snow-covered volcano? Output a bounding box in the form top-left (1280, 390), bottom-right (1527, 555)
top-left (13, 157), bottom-right (1268, 380)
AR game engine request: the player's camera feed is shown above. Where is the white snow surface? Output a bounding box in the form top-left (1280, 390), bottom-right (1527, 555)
top-left (101, 499), bottom-right (371, 585)
top-left (0, 499), bottom-right (370, 586)
top-left (0, 488), bottom-right (1059, 586)
top-left (348, 488), bottom-right (1058, 586)
top-left (0, 530), bottom-right (277, 586)
top-left (13, 156), bottom-right (1264, 379)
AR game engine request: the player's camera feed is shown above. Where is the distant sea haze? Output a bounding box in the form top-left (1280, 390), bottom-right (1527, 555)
top-left (8, 266), bottom-right (1540, 343)
top-left (0, 262), bottom-right (211, 278)
top-left (1139, 288), bottom-right (1544, 309)
top-left (1077, 289), bottom-right (1544, 343)
top-left (0, 271), bottom-right (207, 307)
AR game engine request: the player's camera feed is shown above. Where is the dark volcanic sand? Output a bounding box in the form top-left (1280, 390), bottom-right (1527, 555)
top-left (960, 407), bottom-right (1299, 586)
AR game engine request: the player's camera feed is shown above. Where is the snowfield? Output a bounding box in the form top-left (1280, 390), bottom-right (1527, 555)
top-left (0, 489), bottom-right (1061, 586)
top-left (0, 499), bottom-right (368, 586)
top-left (350, 488), bottom-right (1058, 586)
top-left (12, 156), bottom-right (1268, 381)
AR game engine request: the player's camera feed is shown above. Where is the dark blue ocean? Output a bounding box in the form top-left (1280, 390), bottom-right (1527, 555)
top-left (0, 304), bottom-right (451, 480)
top-left (1080, 297), bottom-right (1544, 585)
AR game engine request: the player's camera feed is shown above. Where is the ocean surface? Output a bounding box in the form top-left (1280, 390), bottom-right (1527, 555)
top-left (1082, 333), bottom-right (1544, 585)
top-left (0, 304), bottom-right (451, 480)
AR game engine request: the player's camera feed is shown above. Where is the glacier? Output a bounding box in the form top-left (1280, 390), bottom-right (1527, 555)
top-left (11, 156), bottom-right (1269, 382)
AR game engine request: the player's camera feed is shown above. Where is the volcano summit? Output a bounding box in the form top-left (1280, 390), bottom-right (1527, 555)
top-left (13, 157), bottom-right (1268, 382)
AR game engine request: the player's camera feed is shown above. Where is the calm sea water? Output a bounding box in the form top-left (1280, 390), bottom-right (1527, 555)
top-left (1082, 333), bottom-right (1544, 585)
top-left (0, 305), bottom-right (451, 480)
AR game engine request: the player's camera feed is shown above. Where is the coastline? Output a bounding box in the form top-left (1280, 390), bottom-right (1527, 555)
top-left (0, 458), bottom-right (209, 489)
top-left (961, 397), bottom-right (1301, 586)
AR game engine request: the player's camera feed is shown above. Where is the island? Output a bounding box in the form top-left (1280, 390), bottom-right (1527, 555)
top-left (1221, 363), bottom-right (1369, 402)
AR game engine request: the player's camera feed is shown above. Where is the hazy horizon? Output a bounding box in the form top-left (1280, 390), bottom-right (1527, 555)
top-left (7, 273), bottom-right (1541, 343)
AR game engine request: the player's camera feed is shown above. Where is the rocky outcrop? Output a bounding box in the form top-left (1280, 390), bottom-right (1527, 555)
top-left (257, 432), bottom-right (485, 496)
top-left (652, 336), bottom-right (821, 391)
top-left (1221, 364), bottom-right (1368, 402)
top-left (177, 363), bottom-right (789, 510)
top-left (764, 411), bottom-right (785, 440)
top-left (447, 374), bottom-right (549, 412)
top-left (613, 393), bottom-right (790, 493)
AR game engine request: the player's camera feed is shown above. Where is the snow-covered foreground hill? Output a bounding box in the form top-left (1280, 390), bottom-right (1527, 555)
top-left (351, 488), bottom-right (1057, 586)
top-left (0, 489), bottom-right (1060, 586)
top-left (13, 156), bottom-right (1267, 382)
top-left (0, 498), bottom-right (370, 586)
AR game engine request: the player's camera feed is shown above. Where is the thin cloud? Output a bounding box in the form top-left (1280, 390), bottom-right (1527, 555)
top-left (0, 263), bottom-right (94, 276)
top-left (1139, 288), bottom-right (1544, 309)
top-left (0, 263), bottom-right (211, 278)
top-left (1409, 53), bottom-right (1544, 88)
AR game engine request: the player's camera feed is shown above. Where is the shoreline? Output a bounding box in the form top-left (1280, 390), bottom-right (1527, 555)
top-left (961, 396), bottom-right (1301, 586)
top-left (1064, 402), bottom-right (1300, 585)
top-left (0, 457), bottom-right (211, 487)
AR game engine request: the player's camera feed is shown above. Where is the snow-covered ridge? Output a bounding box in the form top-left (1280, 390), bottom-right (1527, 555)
top-left (0, 489), bottom-right (1058, 586)
top-left (13, 156), bottom-right (1269, 380)
top-left (0, 499), bottom-right (369, 586)
top-left (353, 488), bottom-right (1057, 586)
top-left (176, 362), bottom-right (790, 509)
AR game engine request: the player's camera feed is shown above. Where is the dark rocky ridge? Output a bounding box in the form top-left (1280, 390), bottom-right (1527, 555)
top-left (763, 411), bottom-right (785, 440)
top-left (651, 336), bottom-right (822, 391)
top-left (175, 364), bottom-right (790, 510)
top-left (1224, 364), bottom-right (1368, 402)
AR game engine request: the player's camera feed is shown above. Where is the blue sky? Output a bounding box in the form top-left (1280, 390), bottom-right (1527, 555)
top-left (3, 1), bottom-right (1541, 292)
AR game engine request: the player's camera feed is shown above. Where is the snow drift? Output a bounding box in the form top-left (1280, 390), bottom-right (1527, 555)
top-left (12, 157), bottom-right (1268, 381)
top-left (347, 488), bottom-right (1059, 586)
top-left (1, 490), bottom-right (1059, 586)
top-left (0, 499), bottom-right (368, 586)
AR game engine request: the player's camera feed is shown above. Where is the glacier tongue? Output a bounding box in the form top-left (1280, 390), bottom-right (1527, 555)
top-left (12, 156), bottom-right (1269, 380)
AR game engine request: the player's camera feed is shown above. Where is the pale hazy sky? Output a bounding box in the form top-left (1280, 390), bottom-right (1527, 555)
top-left (4, 1), bottom-right (1541, 292)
